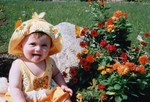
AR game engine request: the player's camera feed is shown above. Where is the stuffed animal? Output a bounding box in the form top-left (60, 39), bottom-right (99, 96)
top-left (0, 77), bottom-right (8, 102)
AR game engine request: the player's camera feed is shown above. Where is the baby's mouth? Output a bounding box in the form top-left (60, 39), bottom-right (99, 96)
top-left (32, 54), bottom-right (42, 60)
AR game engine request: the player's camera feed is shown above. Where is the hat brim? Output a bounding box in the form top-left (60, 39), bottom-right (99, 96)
top-left (8, 33), bottom-right (62, 56)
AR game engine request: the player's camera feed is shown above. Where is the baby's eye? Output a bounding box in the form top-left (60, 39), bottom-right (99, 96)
top-left (42, 44), bottom-right (47, 47)
top-left (30, 43), bottom-right (36, 46)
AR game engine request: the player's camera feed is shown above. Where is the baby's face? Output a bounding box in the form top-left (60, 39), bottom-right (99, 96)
top-left (21, 34), bottom-right (51, 63)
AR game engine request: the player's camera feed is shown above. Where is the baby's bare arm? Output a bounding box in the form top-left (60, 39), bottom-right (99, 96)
top-left (9, 61), bottom-right (26, 102)
top-left (51, 58), bottom-right (73, 96)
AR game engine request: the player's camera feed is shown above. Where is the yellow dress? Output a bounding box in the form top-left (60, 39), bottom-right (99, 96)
top-left (5, 58), bottom-right (69, 102)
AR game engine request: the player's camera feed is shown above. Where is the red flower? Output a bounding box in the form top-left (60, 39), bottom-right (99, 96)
top-left (83, 65), bottom-right (91, 71)
top-left (101, 94), bottom-right (108, 101)
top-left (79, 58), bottom-right (88, 66)
top-left (132, 47), bottom-right (139, 51)
top-left (69, 67), bottom-right (78, 77)
top-left (80, 42), bottom-right (88, 48)
top-left (98, 84), bottom-right (106, 90)
top-left (100, 40), bottom-right (107, 47)
top-left (121, 52), bottom-right (127, 62)
top-left (97, 22), bottom-right (104, 28)
top-left (86, 55), bottom-right (95, 63)
top-left (62, 71), bottom-right (67, 78)
top-left (123, 13), bottom-right (128, 17)
top-left (144, 32), bottom-right (150, 37)
top-left (81, 26), bottom-right (89, 36)
top-left (88, 0), bottom-right (92, 3)
top-left (91, 30), bottom-right (98, 37)
top-left (72, 78), bottom-right (78, 84)
top-left (106, 44), bottom-right (117, 52)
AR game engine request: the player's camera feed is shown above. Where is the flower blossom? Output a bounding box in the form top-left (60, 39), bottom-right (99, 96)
top-left (69, 67), bottom-right (78, 77)
top-left (82, 49), bottom-right (89, 54)
top-left (106, 44), bottom-right (117, 52)
top-left (72, 77), bottom-right (78, 84)
top-left (138, 55), bottom-right (149, 65)
top-left (98, 84), bottom-right (106, 90)
top-left (100, 94), bottom-right (108, 101)
top-left (97, 22), bottom-right (104, 28)
top-left (144, 32), bottom-right (150, 37)
top-left (100, 40), bottom-right (107, 47)
top-left (125, 62), bottom-right (136, 72)
top-left (121, 52), bottom-right (127, 62)
top-left (76, 93), bottom-right (83, 102)
top-left (117, 65), bottom-right (129, 75)
top-left (80, 41), bottom-right (88, 48)
top-left (113, 10), bottom-right (123, 18)
top-left (86, 54), bottom-right (95, 63)
top-left (136, 65), bottom-right (146, 74)
top-left (91, 29), bottom-right (98, 37)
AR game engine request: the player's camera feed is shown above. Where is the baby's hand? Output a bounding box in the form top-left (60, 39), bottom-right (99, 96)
top-left (61, 85), bottom-right (73, 96)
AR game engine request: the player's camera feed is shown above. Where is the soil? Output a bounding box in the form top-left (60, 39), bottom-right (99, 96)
top-left (0, 53), bottom-right (17, 78)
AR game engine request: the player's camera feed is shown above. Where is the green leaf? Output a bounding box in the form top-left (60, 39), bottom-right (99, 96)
top-left (115, 96), bottom-right (122, 102)
top-left (107, 86), bottom-right (114, 90)
top-left (121, 94), bottom-right (128, 100)
top-left (114, 84), bottom-right (121, 90)
top-left (106, 91), bottom-right (116, 95)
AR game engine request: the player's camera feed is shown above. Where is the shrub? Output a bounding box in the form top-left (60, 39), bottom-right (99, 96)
top-left (66, 0), bottom-right (150, 102)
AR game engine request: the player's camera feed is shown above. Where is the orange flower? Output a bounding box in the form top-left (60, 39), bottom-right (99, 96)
top-left (125, 62), bottom-right (136, 71)
top-left (86, 54), bottom-right (95, 63)
top-left (106, 68), bottom-right (114, 73)
top-left (105, 18), bottom-right (114, 27)
top-left (101, 70), bottom-right (107, 75)
top-left (98, 66), bottom-right (105, 70)
top-left (112, 61), bottom-right (120, 70)
top-left (106, 24), bottom-right (115, 32)
top-left (82, 49), bottom-right (89, 54)
top-left (77, 53), bottom-right (82, 59)
top-left (113, 10), bottom-right (123, 18)
top-left (95, 52), bottom-right (101, 58)
top-left (139, 55), bottom-right (149, 65)
top-left (136, 65), bottom-right (146, 74)
top-left (117, 65), bottom-right (129, 75)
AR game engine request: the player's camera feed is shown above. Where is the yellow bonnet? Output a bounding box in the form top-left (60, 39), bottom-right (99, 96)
top-left (8, 12), bottom-right (62, 56)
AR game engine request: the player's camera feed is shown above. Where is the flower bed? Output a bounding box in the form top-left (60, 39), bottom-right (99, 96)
top-left (66, 0), bottom-right (150, 102)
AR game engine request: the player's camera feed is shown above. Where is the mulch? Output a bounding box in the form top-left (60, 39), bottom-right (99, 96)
top-left (0, 54), bottom-right (17, 78)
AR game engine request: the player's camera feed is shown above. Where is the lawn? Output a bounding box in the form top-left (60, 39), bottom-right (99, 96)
top-left (0, 0), bottom-right (150, 53)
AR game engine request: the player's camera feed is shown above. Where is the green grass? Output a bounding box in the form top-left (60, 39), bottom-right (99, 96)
top-left (0, 0), bottom-right (150, 53)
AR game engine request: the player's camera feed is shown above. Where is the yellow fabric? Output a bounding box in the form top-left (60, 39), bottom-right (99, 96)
top-left (5, 87), bottom-right (69, 102)
top-left (16, 57), bottom-right (52, 93)
top-left (4, 57), bottom-right (69, 102)
top-left (8, 12), bottom-right (62, 56)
